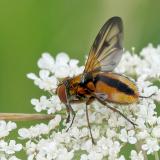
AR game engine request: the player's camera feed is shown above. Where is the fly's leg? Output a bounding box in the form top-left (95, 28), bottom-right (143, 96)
top-left (66, 103), bottom-right (76, 132)
top-left (66, 105), bottom-right (71, 123)
top-left (95, 94), bottom-right (137, 127)
top-left (64, 80), bottom-right (76, 131)
top-left (106, 102), bottom-right (137, 127)
top-left (86, 97), bottom-right (96, 144)
top-left (139, 93), bottom-right (155, 98)
top-left (86, 104), bottom-right (95, 144)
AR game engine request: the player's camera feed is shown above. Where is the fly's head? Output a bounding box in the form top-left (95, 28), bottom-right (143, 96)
top-left (56, 78), bottom-right (79, 104)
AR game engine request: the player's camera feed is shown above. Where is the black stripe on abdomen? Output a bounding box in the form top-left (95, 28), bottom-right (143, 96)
top-left (94, 75), bottom-right (135, 95)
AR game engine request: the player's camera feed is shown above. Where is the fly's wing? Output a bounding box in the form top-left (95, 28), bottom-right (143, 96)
top-left (84, 16), bottom-right (123, 74)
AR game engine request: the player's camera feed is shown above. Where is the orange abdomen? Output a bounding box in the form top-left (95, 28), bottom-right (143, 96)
top-left (94, 72), bottom-right (139, 104)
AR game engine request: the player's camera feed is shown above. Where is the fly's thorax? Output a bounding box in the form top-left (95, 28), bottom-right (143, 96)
top-left (80, 72), bottom-right (93, 86)
top-left (67, 75), bottom-right (80, 96)
top-left (67, 73), bottom-right (93, 99)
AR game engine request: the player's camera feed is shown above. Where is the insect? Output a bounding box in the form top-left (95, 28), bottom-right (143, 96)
top-left (56, 16), bottom-right (140, 144)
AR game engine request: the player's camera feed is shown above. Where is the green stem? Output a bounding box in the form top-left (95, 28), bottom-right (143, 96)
top-left (155, 151), bottom-right (159, 160)
top-left (135, 142), bottom-right (148, 160)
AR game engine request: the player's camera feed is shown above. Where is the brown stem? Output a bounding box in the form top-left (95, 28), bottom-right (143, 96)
top-left (0, 113), bottom-right (54, 121)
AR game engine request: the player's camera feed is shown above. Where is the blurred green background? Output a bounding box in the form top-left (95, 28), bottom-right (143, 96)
top-left (0, 0), bottom-right (160, 159)
top-left (1, 0), bottom-right (160, 114)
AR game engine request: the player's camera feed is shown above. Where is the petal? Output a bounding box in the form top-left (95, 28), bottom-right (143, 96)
top-left (18, 128), bottom-right (31, 139)
top-left (7, 121), bottom-right (17, 131)
top-left (27, 73), bottom-right (38, 80)
top-left (55, 65), bottom-right (70, 78)
top-left (39, 70), bottom-right (50, 79)
top-left (69, 59), bottom-right (79, 67)
top-left (128, 137), bottom-right (137, 144)
top-left (31, 99), bottom-right (39, 105)
top-left (38, 53), bottom-right (55, 71)
top-left (56, 52), bottom-right (69, 65)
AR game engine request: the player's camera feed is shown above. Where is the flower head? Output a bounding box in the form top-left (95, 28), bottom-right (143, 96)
top-left (23, 44), bottom-right (160, 159)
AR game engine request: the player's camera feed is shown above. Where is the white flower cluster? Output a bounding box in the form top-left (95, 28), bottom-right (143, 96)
top-left (21, 44), bottom-right (160, 160)
top-left (31, 95), bottom-right (63, 114)
top-left (0, 121), bottom-right (22, 160)
top-left (27, 52), bottom-right (84, 92)
top-left (116, 44), bottom-right (160, 78)
top-left (18, 115), bottom-right (61, 139)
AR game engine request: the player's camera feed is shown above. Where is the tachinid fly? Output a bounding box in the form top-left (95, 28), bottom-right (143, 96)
top-left (56, 17), bottom-right (150, 144)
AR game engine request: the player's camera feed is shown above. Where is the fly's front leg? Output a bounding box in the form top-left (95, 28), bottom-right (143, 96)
top-left (66, 104), bottom-right (71, 123)
top-left (66, 102), bottom-right (76, 132)
top-left (64, 80), bottom-right (76, 131)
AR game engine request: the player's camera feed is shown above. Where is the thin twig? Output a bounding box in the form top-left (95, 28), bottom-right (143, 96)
top-left (0, 113), bottom-right (54, 121)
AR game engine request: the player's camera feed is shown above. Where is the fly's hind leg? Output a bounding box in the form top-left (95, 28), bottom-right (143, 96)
top-left (106, 102), bottom-right (137, 127)
top-left (94, 93), bottom-right (137, 128)
top-left (139, 93), bottom-right (155, 99)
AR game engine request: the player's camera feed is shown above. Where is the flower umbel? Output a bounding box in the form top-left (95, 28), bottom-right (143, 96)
top-left (23, 45), bottom-right (160, 159)
top-left (0, 121), bottom-right (22, 160)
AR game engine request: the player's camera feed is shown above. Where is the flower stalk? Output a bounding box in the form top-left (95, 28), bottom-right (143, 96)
top-left (155, 151), bottom-right (160, 160)
top-left (135, 141), bottom-right (148, 160)
top-left (0, 113), bottom-right (54, 121)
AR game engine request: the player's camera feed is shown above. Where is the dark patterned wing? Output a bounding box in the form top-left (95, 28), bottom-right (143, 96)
top-left (84, 17), bottom-right (123, 74)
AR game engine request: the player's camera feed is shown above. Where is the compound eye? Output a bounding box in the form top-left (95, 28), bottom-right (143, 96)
top-left (57, 84), bottom-right (67, 104)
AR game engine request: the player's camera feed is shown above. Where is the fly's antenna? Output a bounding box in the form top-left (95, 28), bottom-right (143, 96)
top-left (139, 93), bottom-right (156, 99)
